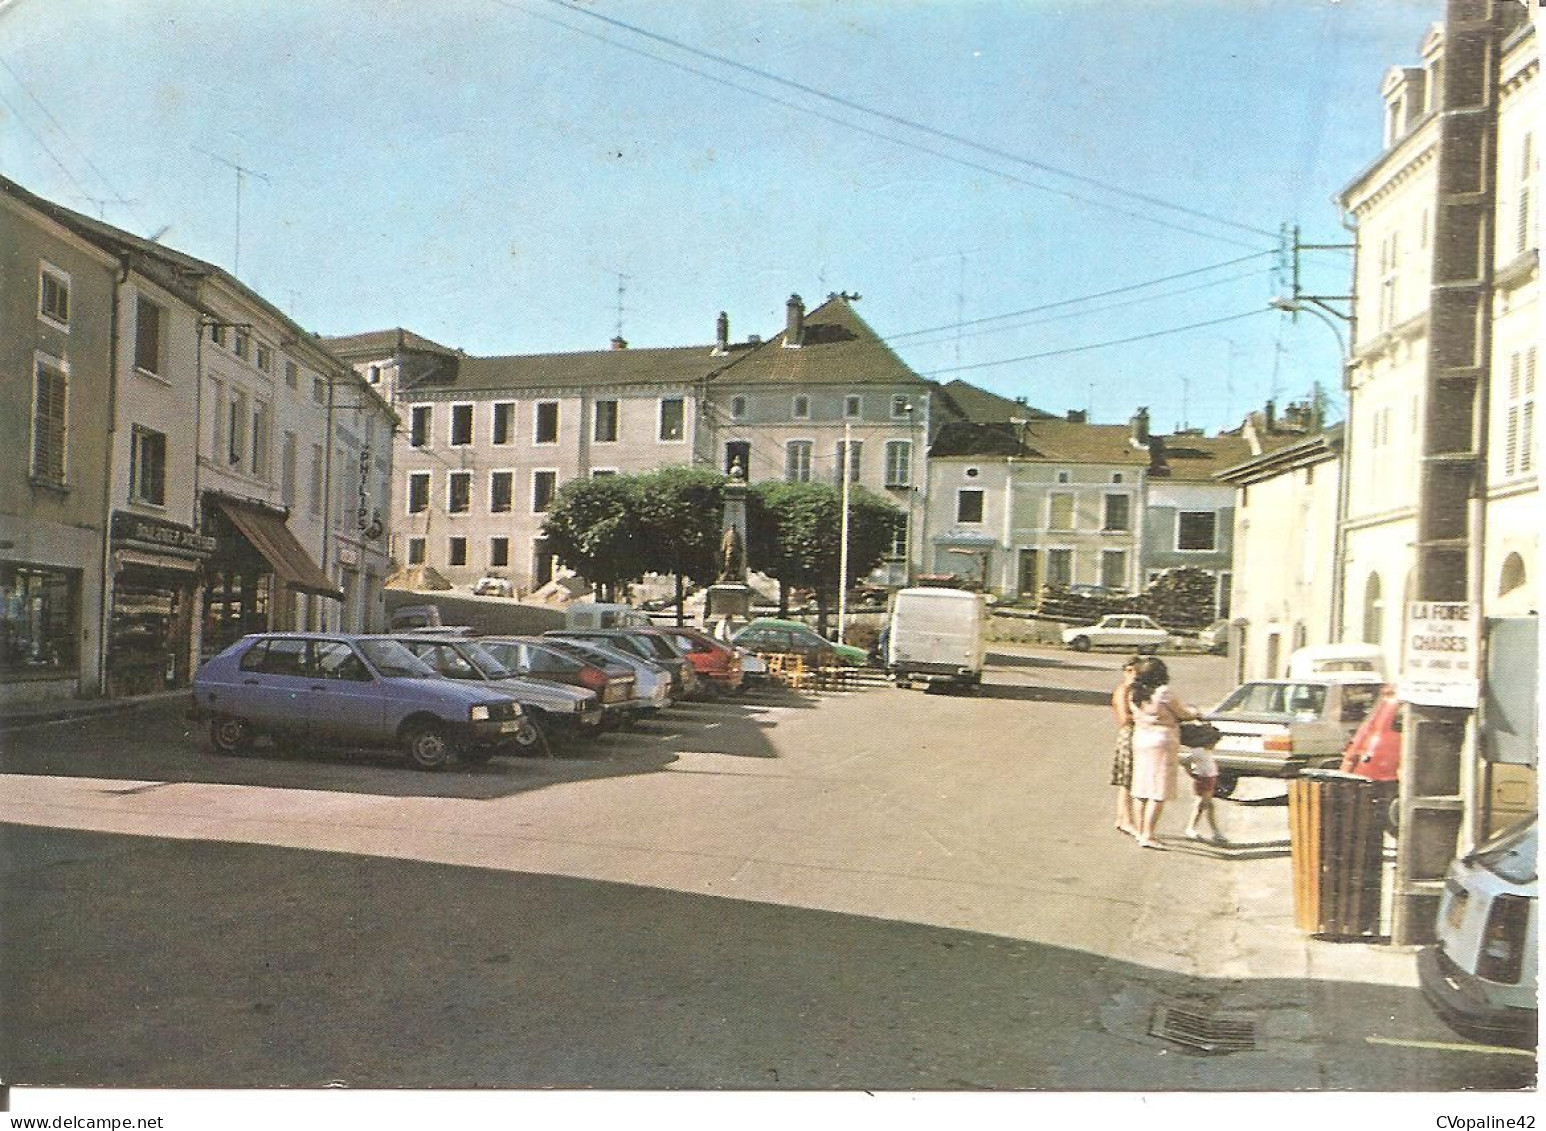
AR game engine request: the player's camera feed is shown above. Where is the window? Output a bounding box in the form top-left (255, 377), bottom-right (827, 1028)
top-left (492, 402), bottom-right (515, 445)
top-left (1046, 549), bottom-right (1073, 588)
top-left (1177, 511), bottom-right (1218, 552)
top-left (489, 537), bottom-right (510, 568)
top-left (407, 537), bottom-right (426, 566)
top-left (835, 439), bottom-right (862, 484)
top-left (1362, 572), bottom-right (1384, 646)
top-left (535, 401), bottom-right (559, 444)
top-left (793, 394), bottom-right (810, 419)
top-left (1048, 492), bottom-right (1074, 531)
top-left (1100, 549), bottom-right (1127, 591)
top-left (450, 403), bottom-right (474, 447)
top-left (593, 400), bottom-right (618, 443)
top-left (730, 396), bottom-right (747, 420)
top-left (1518, 132), bottom-right (1535, 257)
top-left (1056, 470), bottom-right (1070, 484)
top-left (891, 395), bottom-right (910, 419)
top-left (250, 401), bottom-right (270, 478)
top-left (532, 470), bottom-right (557, 513)
top-left (592, 468), bottom-right (617, 478)
top-left (367, 364), bottom-right (381, 385)
top-left (233, 328), bottom-right (250, 361)
top-left (448, 537), bottom-right (468, 567)
top-left (39, 264), bottom-right (69, 327)
top-left (844, 395), bottom-right (862, 419)
top-left (281, 431), bottom-right (297, 508)
top-left (659, 397), bottom-right (685, 442)
top-left (410, 405), bottom-right (431, 448)
top-left (956, 489), bottom-right (984, 524)
top-left (1112, 472), bottom-right (1124, 484)
top-left (309, 444), bottom-right (325, 516)
top-left (134, 295), bottom-right (164, 375)
top-left (0, 563), bottom-right (78, 674)
top-left (1504, 347), bottom-right (1537, 477)
top-left (315, 640), bottom-right (369, 681)
top-left (312, 376), bottom-right (327, 405)
top-left (284, 360), bottom-right (299, 389)
top-left (1378, 231), bottom-right (1400, 331)
top-left (129, 426), bottom-right (166, 506)
top-left (448, 472), bottom-right (471, 513)
top-left (884, 440), bottom-right (912, 487)
top-left (31, 360), bottom-right (68, 485)
top-left (227, 390), bottom-right (247, 467)
top-left (490, 471), bottom-right (513, 513)
top-left (255, 344), bottom-right (272, 373)
top-left (1103, 493), bottom-right (1130, 532)
top-left (407, 472), bottom-right (430, 514)
top-left (210, 323), bottom-right (227, 348)
top-left (786, 440), bottom-right (813, 483)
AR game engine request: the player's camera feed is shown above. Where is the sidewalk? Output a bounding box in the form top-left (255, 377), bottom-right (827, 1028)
top-left (0, 687), bottom-right (189, 731)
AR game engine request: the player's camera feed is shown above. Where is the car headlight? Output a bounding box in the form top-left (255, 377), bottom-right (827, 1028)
top-left (469, 704), bottom-right (490, 722)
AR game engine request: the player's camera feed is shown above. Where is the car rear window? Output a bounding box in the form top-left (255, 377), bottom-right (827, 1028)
top-left (358, 638), bottom-right (437, 678)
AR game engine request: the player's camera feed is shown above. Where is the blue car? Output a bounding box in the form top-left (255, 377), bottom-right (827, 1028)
top-left (190, 633), bottom-right (532, 770)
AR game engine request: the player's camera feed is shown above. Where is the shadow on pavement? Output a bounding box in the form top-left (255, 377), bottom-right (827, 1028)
top-left (976, 683), bottom-right (1112, 707)
top-left (986, 651), bottom-right (1116, 673)
top-left (2, 824), bottom-right (1533, 1092)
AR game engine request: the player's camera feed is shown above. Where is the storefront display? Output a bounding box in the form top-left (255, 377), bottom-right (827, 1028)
top-left (0, 563), bottom-right (79, 678)
top-left (105, 511), bottom-right (216, 698)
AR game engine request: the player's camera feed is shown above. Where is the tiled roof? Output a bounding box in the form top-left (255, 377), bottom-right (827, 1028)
top-left (936, 379), bottom-right (1057, 423)
top-left (447, 342), bottom-right (740, 392)
top-left (930, 417), bottom-right (1255, 482)
top-left (711, 294), bottom-right (929, 387)
top-left (324, 328), bottom-right (458, 359)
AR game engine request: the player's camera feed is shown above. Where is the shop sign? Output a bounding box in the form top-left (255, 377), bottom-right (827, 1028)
top-left (1398, 600), bottom-right (1479, 709)
top-left (111, 511), bottom-right (218, 560)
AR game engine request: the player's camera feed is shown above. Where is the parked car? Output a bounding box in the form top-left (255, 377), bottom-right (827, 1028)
top-left (1286, 643), bottom-right (1385, 680)
top-left (887, 586), bottom-right (987, 691)
top-left (476, 637), bottom-right (638, 728)
top-left (732, 617), bottom-right (870, 667)
top-left (1339, 685), bottom-right (1402, 784)
top-left (1061, 615), bottom-right (1169, 653)
top-left (1419, 814), bottom-right (1538, 1048)
top-left (550, 628), bottom-right (702, 700)
top-left (647, 625), bottom-right (745, 694)
top-left (471, 574), bottom-right (513, 597)
top-left (539, 635), bottom-right (674, 716)
top-left (1204, 674), bottom-right (1385, 796)
top-left (389, 604), bottom-right (442, 631)
top-left (189, 633), bottom-right (531, 770)
top-left (388, 634), bottom-right (602, 752)
top-left (1197, 620), bottom-right (1230, 655)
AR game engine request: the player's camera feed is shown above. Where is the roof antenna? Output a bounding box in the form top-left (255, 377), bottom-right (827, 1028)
top-left (192, 146), bottom-right (270, 277)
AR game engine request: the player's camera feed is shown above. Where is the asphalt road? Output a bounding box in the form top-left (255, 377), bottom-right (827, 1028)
top-left (1, 646), bottom-right (1535, 1094)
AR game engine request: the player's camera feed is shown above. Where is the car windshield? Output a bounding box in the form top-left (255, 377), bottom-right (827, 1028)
top-left (1467, 816), bottom-right (1538, 884)
top-left (358, 638), bottom-right (438, 678)
top-left (460, 642), bottom-right (516, 679)
top-left (1214, 682), bottom-right (1328, 717)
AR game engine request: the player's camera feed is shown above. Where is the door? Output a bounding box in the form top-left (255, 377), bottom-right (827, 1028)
top-left (308, 639), bottom-right (386, 743)
top-left (1017, 549), bottom-right (1038, 598)
top-left (235, 636), bottom-right (314, 733)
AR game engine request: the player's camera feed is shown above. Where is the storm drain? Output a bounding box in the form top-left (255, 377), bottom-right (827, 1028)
top-left (1148, 1004), bottom-right (1257, 1055)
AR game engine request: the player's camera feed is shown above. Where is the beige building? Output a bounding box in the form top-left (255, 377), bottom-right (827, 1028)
top-left (331, 294), bottom-right (931, 593)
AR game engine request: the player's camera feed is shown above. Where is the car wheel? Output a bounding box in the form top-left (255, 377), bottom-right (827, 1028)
top-left (509, 716), bottom-right (552, 758)
top-left (403, 723), bottom-right (455, 771)
top-left (1069, 636), bottom-right (1091, 652)
top-left (1213, 773), bottom-right (1239, 800)
top-left (209, 716), bottom-right (253, 756)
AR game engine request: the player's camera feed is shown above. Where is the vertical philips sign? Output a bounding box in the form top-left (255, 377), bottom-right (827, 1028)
top-left (1398, 601), bottom-right (1480, 708)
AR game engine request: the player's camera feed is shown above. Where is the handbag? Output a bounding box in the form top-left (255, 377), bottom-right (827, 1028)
top-left (1179, 721), bottom-right (1222, 749)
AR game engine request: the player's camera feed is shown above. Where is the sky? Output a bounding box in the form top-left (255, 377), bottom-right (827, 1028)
top-left (0, 0), bottom-right (1445, 436)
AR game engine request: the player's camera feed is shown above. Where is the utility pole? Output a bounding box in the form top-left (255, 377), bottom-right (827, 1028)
top-left (193, 146), bottom-right (270, 278)
top-left (837, 421), bottom-right (852, 644)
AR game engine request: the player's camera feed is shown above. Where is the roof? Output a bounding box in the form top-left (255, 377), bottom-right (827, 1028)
top-left (710, 294), bottom-right (928, 387)
top-left (934, 380), bottom-right (1057, 423)
top-left (450, 342), bottom-right (737, 392)
top-left (1214, 423), bottom-right (1343, 484)
top-left (324, 328), bottom-right (459, 360)
top-left (930, 417), bottom-right (1255, 482)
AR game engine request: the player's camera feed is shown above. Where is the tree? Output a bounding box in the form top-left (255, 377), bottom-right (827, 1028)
top-left (749, 481), bottom-right (903, 636)
top-left (632, 466), bottom-right (727, 620)
top-left (540, 474), bottom-right (646, 601)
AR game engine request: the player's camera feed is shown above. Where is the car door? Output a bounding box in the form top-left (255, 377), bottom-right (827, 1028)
top-left (235, 637), bottom-right (315, 734)
top-left (308, 639), bottom-right (386, 744)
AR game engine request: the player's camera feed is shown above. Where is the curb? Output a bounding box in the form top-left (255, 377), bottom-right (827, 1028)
top-left (0, 689), bottom-right (189, 731)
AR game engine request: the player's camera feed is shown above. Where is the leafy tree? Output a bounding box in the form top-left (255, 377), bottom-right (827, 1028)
top-left (633, 466), bottom-right (727, 619)
top-left (749, 481), bottom-right (903, 636)
top-left (540, 474), bottom-right (646, 601)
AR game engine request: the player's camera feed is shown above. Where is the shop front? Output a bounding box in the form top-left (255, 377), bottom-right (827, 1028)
top-left (106, 512), bottom-right (216, 698)
top-left (201, 495), bottom-right (340, 658)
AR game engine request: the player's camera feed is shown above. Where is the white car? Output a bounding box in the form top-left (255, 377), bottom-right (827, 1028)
top-left (1420, 815), bottom-right (1537, 1047)
top-left (1204, 675), bottom-right (1385, 795)
top-left (1061, 615), bottom-right (1169, 653)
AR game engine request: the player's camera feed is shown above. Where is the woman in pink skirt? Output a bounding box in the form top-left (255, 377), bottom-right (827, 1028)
top-left (1127, 657), bottom-right (1200, 849)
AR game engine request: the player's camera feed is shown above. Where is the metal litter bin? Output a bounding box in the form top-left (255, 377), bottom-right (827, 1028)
top-left (1287, 769), bottom-right (1387, 940)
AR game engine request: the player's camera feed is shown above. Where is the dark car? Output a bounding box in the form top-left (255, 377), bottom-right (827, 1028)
top-left (477, 637), bottom-right (638, 728)
top-left (538, 636), bottom-right (675, 717)
top-left (189, 633), bottom-right (531, 770)
top-left (549, 628), bottom-right (702, 700)
top-left (642, 625), bottom-right (743, 694)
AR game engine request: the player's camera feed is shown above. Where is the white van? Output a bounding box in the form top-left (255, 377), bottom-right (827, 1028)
top-left (887, 587), bottom-right (987, 691)
top-left (565, 602), bottom-right (651, 630)
top-left (1286, 643), bottom-right (1386, 680)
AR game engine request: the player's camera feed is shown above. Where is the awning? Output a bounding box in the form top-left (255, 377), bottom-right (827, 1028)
top-left (212, 498), bottom-right (343, 599)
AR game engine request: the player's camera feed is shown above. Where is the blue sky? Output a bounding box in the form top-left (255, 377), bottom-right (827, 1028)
top-left (2, 0), bottom-right (1439, 435)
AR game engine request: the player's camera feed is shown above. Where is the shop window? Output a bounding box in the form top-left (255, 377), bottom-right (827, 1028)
top-left (130, 425), bottom-right (167, 507)
top-left (31, 359), bottom-right (68, 486)
top-left (202, 569), bottom-right (271, 659)
top-left (1, 563), bottom-right (79, 675)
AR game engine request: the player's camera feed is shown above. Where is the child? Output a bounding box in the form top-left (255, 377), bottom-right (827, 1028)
top-left (1183, 746), bottom-right (1225, 843)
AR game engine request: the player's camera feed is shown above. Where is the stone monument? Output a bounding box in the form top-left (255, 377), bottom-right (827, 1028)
top-left (704, 459), bottom-right (752, 631)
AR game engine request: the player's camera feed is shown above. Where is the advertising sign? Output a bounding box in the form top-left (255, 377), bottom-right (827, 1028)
top-left (1398, 601), bottom-right (1480, 708)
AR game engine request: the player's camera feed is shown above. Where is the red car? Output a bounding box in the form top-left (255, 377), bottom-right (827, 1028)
top-left (1340, 685), bottom-right (1402, 782)
top-left (643, 626), bottom-right (744, 694)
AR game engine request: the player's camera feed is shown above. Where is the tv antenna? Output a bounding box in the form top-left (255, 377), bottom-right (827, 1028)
top-left (192, 146), bottom-right (270, 277)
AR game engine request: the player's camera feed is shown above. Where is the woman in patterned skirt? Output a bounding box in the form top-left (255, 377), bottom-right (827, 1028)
top-left (1110, 657), bottom-right (1140, 837)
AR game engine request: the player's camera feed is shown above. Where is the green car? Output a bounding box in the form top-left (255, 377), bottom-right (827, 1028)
top-left (732, 618), bottom-right (870, 667)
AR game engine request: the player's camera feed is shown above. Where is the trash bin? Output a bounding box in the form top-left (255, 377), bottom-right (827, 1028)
top-left (1287, 769), bottom-right (1387, 940)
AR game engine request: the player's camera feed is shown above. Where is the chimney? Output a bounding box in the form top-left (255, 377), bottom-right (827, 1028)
top-left (713, 311), bottom-right (729, 355)
top-left (784, 294), bottom-right (805, 348)
top-left (1147, 435), bottom-right (1169, 476)
top-left (1130, 406), bottom-right (1150, 447)
top-left (1265, 399), bottom-right (1276, 431)
top-left (610, 336), bottom-right (628, 350)
top-left (1066, 409), bottom-right (1087, 424)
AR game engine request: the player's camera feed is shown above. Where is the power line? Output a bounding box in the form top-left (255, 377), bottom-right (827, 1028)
top-left (534, 0), bottom-right (1280, 244)
top-left (0, 89), bottom-right (96, 204)
top-left (918, 308), bottom-right (1270, 377)
top-left (501, 1), bottom-right (1272, 252)
top-left (0, 55), bottom-right (131, 210)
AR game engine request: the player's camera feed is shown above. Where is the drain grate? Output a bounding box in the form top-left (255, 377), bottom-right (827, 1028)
top-left (1148, 1004), bottom-right (1257, 1054)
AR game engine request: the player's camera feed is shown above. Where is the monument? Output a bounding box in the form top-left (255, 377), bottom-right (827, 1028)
top-left (704, 459), bottom-right (752, 631)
